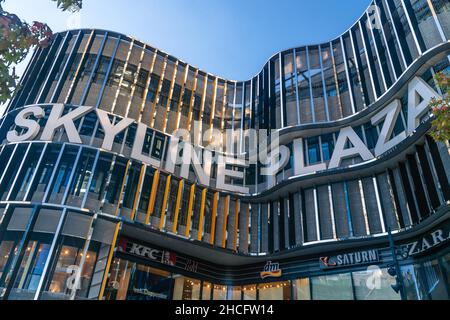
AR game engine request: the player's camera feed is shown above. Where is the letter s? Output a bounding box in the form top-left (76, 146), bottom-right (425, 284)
top-left (7, 106), bottom-right (45, 142)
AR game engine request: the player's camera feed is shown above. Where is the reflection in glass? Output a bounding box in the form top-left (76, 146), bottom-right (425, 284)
top-left (242, 284), bottom-right (257, 300)
top-left (292, 278), bottom-right (310, 300)
top-left (202, 281), bottom-right (212, 300)
top-left (173, 275), bottom-right (201, 300)
top-left (311, 273), bottom-right (353, 300)
top-left (352, 267), bottom-right (400, 300)
top-left (258, 281), bottom-right (291, 300)
top-left (10, 241), bottom-right (50, 299)
top-left (213, 284), bottom-right (227, 300)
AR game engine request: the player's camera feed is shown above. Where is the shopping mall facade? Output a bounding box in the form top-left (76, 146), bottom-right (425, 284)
top-left (0, 0), bottom-right (449, 300)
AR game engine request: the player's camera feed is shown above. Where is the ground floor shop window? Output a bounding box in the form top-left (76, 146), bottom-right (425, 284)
top-left (44, 239), bottom-right (98, 299)
top-left (421, 259), bottom-right (449, 300)
top-left (352, 267), bottom-right (400, 300)
top-left (442, 254), bottom-right (450, 289)
top-left (258, 281), bottom-right (291, 300)
top-left (201, 282), bottom-right (212, 300)
top-left (128, 265), bottom-right (173, 300)
top-left (228, 286), bottom-right (242, 300)
top-left (402, 264), bottom-right (428, 300)
top-left (242, 285), bottom-right (257, 300)
top-left (11, 241), bottom-right (51, 298)
top-left (213, 284), bottom-right (227, 300)
top-left (0, 240), bottom-right (19, 296)
top-left (400, 262), bottom-right (448, 300)
top-left (311, 273), bottom-right (353, 300)
top-left (173, 275), bottom-right (201, 300)
top-left (105, 259), bottom-right (174, 300)
top-left (292, 278), bottom-right (310, 300)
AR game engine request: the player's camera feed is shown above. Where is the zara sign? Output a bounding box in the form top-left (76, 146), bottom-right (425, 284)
top-left (4, 77), bottom-right (440, 194)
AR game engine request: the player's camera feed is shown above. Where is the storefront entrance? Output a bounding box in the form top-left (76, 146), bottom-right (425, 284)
top-left (104, 257), bottom-right (203, 300)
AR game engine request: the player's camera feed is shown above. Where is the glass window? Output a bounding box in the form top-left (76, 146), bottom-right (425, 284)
top-left (431, 0), bottom-right (450, 39)
top-left (191, 187), bottom-right (204, 232)
top-left (44, 239), bottom-right (98, 300)
top-left (321, 134), bottom-right (335, 161)
top-left (120, 162), bottom-right (142, 220)
top-left (79, 112), bottom-right (97, 137)
top-left (4, 208), bottom-right (60, 299)
top-left (213, 284), bottom-right (227, 300)
top-left (146, 74), bottom-right (160, 104)
top-left (375, 0), bottom-right (406, 77)
top-left (401, 264), bottom-right (428, 300)
top-left (104, 258), bottom-right (132, 300)
top-left (0, 240), bottom-right (18, 295)
top-left (85, 153), bottom-right (113, 211)
top-left (342, 32), bottom-right (366, 111)
top-left (364, 122), bottom-right (379, 150)
top-left (135, 167), bottom-right (155, 223)
top-left (10, 240), bottom-right (51, 299)
top-left (332, 39), bottom-right (353, 117)
top-left (387, 0), bottom-right (420, 65)
top-left (353, 267), bottom-right (401, 300)
top-left (228, 286), bottom-right (242, 300)
top-left (441, 254), bottom-right (450, 289)
top-left (274, 57), bottom-right (283, 129)
top-left (405, 0), bottom-right (443, 51)
top-left (307, 137), bottom-right (321, 164)
top-left (152, 134), bottom-right (165, 160)
top-left (152, 173), bottom-right (168, 220)
top-left (351, 24), bottom-right (375, 105)
top-left (361, 14), bottom-right (385, 96)
top-left (126, 264), bottom-right (172, 300)
top-left (309, 46), bottom-right (327, 123)
top-left (66, 149), bottom-right (97, 207)
top-left (284, 52), bottom-right (298, 126)
top-left (202, 282), bottom-right (212, 300)
top-left (9, 143), bottom-right (45, 201)
top-left (103, 157), bottom-right (127, 211)
top-left (258, 281), bottom-right (291, 300)
top-left (292, 278), bottom-right (311, 300)
top-left (47, 146), bottom-right (79, 204)
top-left (242, 284), bottom-right (257, 300)
top-left (296, 48), bottom-right (313, 124)
top-left (172, 276), bottom-right (201, 300)
top-left (369, 8), bottom-right (396, 88)
top-left (202, 191), bottom-right (214, 240)
top-left (311, 273), bottom-right (354, 300)
top-left (166, 178), bottom-right (181, 229)
top-left (0, 144), bottom-right (28, 201)
top-left (322, 43), bottom-right (343, 119)
top-left (421, 259), bottom-right (449, 300)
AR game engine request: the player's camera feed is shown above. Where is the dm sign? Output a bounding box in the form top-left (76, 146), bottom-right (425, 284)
top-left (320, 249), bottom-right (380, 269)
top-left (260, 261), bottom-right (282, 279)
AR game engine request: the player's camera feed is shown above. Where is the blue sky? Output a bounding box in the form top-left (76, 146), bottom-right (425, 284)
top-left (1, 0), bottom-right (371, 114)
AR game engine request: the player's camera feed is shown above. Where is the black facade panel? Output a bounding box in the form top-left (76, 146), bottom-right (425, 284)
top-left (317, 185), bottom-right (333, 240)
top-left (416, 144), bottom-right (441, 209)
top-left (399, 162), bottom-right (420, 224)
top-left (331, 183), bottom-right (350, 238)
top-left (387, 169), bottom-right (406, 228)
top-left (426, 135), bottom-right (450, 201)
top-left (407, 154), bottom-right (430, 220)
top-left (288, 194), bottom-right (296, 247)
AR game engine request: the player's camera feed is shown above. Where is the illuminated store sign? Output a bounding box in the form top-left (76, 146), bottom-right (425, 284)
top-left (117, 239), bottom-right (177, 266)
top-left (319, 249), bottom-right (380, 269)
top-left (260, 261), bottom-right (282, 279)
top-left (5, 77), bottom-right (440, 194)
